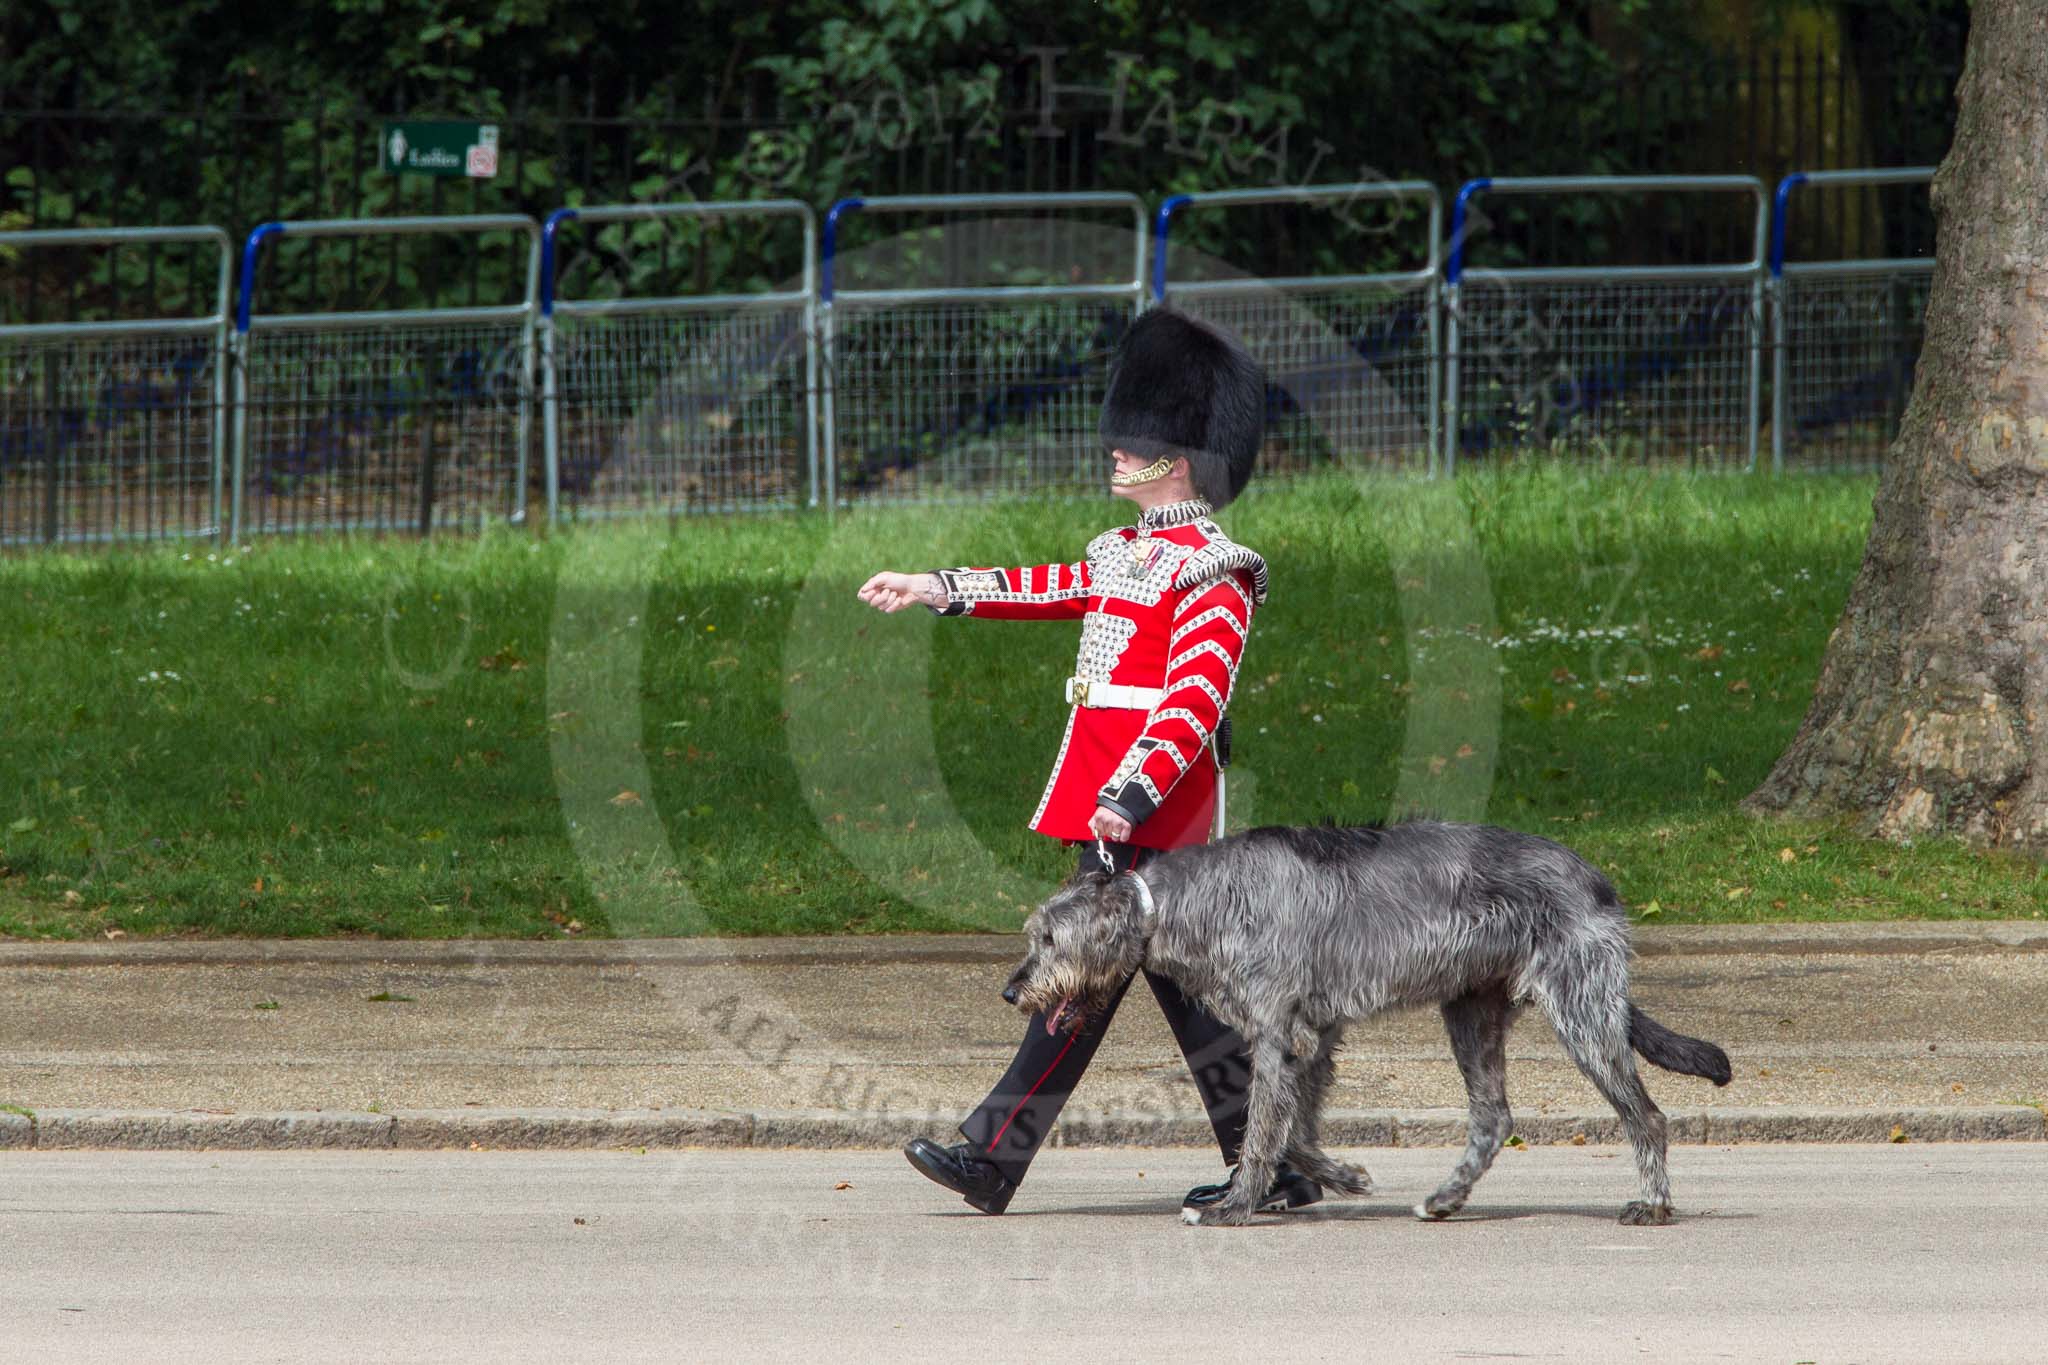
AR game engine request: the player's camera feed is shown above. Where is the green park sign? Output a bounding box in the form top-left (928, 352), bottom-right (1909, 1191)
top-left (381, 122), bottom-right (499, 179)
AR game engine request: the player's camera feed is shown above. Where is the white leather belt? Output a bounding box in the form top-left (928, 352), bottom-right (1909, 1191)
top-left (1064, 678), bottom-right (1164, 710)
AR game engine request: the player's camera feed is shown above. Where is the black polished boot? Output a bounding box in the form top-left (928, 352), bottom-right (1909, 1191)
top-left (904, 1138), bottom-right (1017, 1214)
top-left (1182, 1162), bottom-right (1323, 1212)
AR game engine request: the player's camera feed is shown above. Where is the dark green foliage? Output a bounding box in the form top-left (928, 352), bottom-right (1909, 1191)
top-left (1, 2), bottom-right (1966, 318)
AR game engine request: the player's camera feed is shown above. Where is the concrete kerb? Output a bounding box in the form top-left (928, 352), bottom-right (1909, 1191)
top-left (0, 1105), bottom-right (2039, 1152)
top-left (2, 921), bottom-right (2044, 970)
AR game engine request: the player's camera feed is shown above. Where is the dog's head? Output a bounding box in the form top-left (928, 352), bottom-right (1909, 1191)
top-left (1002, 869), bottom-right (1153, 1036)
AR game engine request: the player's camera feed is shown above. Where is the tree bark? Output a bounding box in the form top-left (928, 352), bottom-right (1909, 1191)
top-left (1746, 0), bottom-right (2048, 850)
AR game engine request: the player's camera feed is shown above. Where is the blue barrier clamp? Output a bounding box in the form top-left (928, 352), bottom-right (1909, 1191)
top-left (1769, 173), bottom-right (1809, 279)
top-left (539, 208), bottom-right (580, 317)
top-left (1151, 194), bottom-right (1192, 302)
top-left (236, 222), bottom-right (287, 333)
top-left (1445, 179), bottom-right (1491, 287)
top-left (820, 198), bottom-right (867, 304)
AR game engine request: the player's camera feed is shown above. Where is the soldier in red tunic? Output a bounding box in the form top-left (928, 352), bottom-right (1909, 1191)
top-left (857, 307), bottom-right (1322, 1216)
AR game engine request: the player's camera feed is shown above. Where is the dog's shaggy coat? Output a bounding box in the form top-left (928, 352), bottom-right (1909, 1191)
top-left (1005, 821), bottom-right (1732, 1226)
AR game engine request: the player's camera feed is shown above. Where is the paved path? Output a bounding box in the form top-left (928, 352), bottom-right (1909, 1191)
top-left (3, 1146), bottom-right (2043, 1361)
top-left (1, 924), bottom-right (2045, 1148)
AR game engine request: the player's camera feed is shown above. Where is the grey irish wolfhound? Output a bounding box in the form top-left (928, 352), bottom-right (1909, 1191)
top-left (1004, 821), bottom-right (1732, 1227)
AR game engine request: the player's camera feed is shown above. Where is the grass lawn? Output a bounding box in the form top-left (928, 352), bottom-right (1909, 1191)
top-left (2, 465), bottom-right (2042, 938)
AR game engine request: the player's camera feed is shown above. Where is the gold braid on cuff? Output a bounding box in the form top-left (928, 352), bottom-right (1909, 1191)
top-left (1110, 455), bottom-right (1174, 487)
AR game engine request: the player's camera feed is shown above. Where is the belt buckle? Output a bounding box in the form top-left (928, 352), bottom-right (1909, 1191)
top-left (1071, 679), bottom-right (1091, 707)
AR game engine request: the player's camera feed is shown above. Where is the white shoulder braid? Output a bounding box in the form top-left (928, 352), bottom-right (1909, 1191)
top-left (1176, 522), bottom-right (1269, 606)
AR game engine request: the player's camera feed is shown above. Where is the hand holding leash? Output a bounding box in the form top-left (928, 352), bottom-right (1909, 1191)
top-left (1088, 804), bottom-right (1133, 845)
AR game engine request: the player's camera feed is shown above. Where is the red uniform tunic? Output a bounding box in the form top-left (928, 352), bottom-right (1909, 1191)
top-left (933, 498), bottom-right (1267, 850)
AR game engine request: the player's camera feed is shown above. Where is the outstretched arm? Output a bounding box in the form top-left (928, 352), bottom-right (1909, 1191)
top-left (857, 559), bottom-right (1093, 621)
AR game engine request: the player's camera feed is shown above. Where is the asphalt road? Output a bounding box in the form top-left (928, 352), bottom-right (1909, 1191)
top-left (3, 1145), bottom-right (2041, 1362)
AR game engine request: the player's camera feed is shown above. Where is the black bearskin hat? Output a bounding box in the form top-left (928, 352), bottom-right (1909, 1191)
top-left (1098, 306), bottom-right (1265, 509)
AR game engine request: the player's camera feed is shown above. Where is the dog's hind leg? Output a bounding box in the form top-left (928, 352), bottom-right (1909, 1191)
top-left (1191, 1035), bottom-right (1298, 1227)
top-left (1284, 1028), bottom-right (1371, 1197)
top-left (1417, 985), bottom-right (1516, 1221)
top-left (1554, 1011), bottom-right (1673, 1226)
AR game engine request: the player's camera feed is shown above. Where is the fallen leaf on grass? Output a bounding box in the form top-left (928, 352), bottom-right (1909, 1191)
top-left (1889, 1126), bottom-right (1909, 1144)
top-left (365, 991), bottom-right (415, 1003)
top-left (1778, 847), bottom-right (1797, 864)
top-left (610, 790), bottom-right (642, 806)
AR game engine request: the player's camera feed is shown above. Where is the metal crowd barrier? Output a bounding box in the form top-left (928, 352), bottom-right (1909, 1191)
top-left (539, 201), bottom-right (817, 521)
top-left (233, 215), bottom-right (540, 537)
top-left (0, 177), bottom-right (1951, 551)
top-left (818, 192), bottom-right (1148, 507)
top-left (1155, 182), bottom-right (1443, 476)
top-left (1445, 175), bottom-right (1769, 473)
top-left (0, 227), bottom-right (232, 545)
top-left (1769, 168), bottom-right (1937, 473)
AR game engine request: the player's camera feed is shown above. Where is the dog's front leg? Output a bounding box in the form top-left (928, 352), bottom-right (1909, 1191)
top-left (1190, 1036), bottom-right (1296, 1227)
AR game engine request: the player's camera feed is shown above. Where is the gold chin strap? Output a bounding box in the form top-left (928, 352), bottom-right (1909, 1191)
top-left (1110, 455), bottom-right (1174, 487)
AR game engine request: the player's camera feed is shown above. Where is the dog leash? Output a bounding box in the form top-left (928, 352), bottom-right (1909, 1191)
top-left (1095, 836), bottom-right (1158, 926)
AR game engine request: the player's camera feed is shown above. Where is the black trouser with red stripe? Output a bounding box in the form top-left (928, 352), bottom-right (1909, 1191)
top-left (957, 841), bottom-right (1254, 1186)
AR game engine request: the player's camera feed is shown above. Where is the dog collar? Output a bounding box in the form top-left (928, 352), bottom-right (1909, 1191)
top-left (1125, 869), bottom-right (1158, 927)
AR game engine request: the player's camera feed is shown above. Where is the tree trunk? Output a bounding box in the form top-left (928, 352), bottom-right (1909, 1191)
top-left (1746, 0), bottom-right (2048, 850)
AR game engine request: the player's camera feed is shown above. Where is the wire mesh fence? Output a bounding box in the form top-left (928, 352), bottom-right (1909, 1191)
top-left (547, 306), bottom-right (812, 517)
top-left (540, 201), bottom-right (816, 519)
top-left (1771, 268), bottom-right (1932, 472)
top-left (232, 214), bottom-right (537, 536)
top-left (1176, 283), bottom-right (1439, 478)
top-left (1446, 176), bottom-right (1768, 471)
top-left (824, 295), bottom-right (1132, 504)
top-left (1448, 277), bottom-right (1764, 469)
top-left (0, 227), bottom-right (228, 546)
top-left (1769, 168), bottom-right (1935, 472)
top-left (235, 319), bottom-right (531, 535)
top-left (1160, 184), bottom-right (1442, 477)
top-left (0, 172), bottom-right (1949, 546)
top-left (0, 331), bottom-right (226, 546)
top-left (819, 192), bottom-right (1147, 507)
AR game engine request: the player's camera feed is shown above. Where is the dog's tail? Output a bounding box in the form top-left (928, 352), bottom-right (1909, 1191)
top-left (1628, 1004), bottom-right (1732, 1086)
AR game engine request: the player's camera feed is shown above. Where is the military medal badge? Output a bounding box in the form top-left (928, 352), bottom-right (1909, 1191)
top-left (1130, 537), bottom-right (1165, 575)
